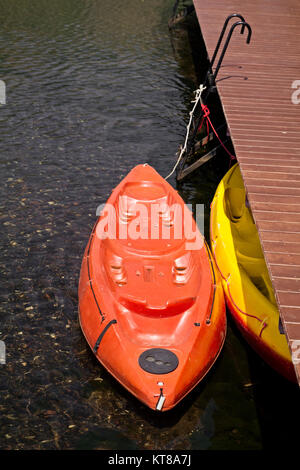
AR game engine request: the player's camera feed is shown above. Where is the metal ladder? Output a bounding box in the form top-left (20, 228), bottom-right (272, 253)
top-left (175, 14), bottom-right (252, 182)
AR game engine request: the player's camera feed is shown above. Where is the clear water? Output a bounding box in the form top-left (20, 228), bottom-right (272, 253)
top-left (0, 0), bottom-right (298, 450)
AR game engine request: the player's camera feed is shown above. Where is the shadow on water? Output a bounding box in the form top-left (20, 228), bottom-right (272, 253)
top-left (243, 331), bottom-right (300, 449)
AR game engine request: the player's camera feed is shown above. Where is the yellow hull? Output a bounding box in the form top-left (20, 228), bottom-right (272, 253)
top-left (210, 163), bottom-right (296, 382)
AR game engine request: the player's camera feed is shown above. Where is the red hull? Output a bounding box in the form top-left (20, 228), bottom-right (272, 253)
top-left (78, 164), bottom-right (226, 410)
top-left (225, 294), bottom-right (297, 383)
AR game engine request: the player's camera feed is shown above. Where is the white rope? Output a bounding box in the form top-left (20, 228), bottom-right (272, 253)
top-left (165, 84), bottom-right (206, 180)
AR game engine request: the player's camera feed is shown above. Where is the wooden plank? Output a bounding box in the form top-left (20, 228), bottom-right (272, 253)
top-left (243, 172), bottom-right (300, 182)
top-left (245, 178), bottom-right (300, 188)
top-left (256, 220), bottom-right (300, 233)
top-left (280, 307), bottom-right (300, 323)
top-left (266, 252), bottom-right (300, 266)
top-left (245, 185), bottom-right (300, 197)
top-left (284, 322), bottom-right (300, 340)
top-left (249, 193), bottom-right (300, 206)
top-left (240, 164), bottom-right (300, 174)
top-left (272, 277), bottom-right (300, 293)
top-left (251, 201), bottom-right (300, 214)
top-left (255, 211), bottom-right (300, 224)
top-left (277, 291), bottom-right (300, 308)
top-left (177, 146), bottom-right (220, 181)
top-left (260, 231), bottom-right (300, 243)
top-left (193, 0), bottom-right (300, 383)
top-left (269, 264), bottom-right (300, 278)
top-left (263, 241), bottom-right (300, 255)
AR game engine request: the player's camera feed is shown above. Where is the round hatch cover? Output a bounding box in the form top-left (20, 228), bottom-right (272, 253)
top-left (138, 348), bottom-right (179, 374)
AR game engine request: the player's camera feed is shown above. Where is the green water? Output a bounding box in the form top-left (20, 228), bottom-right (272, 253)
top-left (0, 0), bottom-right (298, 450)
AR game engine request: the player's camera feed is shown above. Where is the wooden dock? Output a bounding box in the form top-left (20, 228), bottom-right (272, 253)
top-left (193, 0), bottom-right (300, 383)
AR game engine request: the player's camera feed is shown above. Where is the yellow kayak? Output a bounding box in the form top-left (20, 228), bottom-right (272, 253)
top-left (210, 163), bottom-right (296, 382)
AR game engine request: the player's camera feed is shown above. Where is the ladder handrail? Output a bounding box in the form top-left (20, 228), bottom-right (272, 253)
top-left (213, 21), bottom-right (252, 81)
top-left (210, 13), bottom-right (246, 68)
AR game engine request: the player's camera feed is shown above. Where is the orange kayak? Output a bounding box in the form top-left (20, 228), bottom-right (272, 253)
top-left (78, 164), bottom-right (226, 411)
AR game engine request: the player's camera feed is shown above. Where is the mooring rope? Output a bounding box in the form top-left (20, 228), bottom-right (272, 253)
top-left (165, 83), bottom-right (237, 180)
top-left (165, 84), bottom-right (206, 180)
top-left (199, 104), bottom-right (235, 163)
